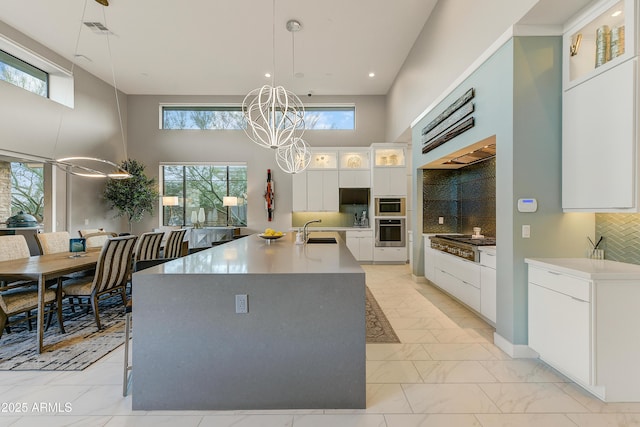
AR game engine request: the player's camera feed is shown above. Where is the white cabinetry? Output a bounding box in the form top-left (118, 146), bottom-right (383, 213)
top-left (479, 248), bottom-right (497, 324)
top-left (562, 0), bottom-right (639, 212)
top-left (292, 149), bottom-right (339, 212)
top-left (432, 251), bottom-right (480, 312)
top-left (526, 258), bottom-right (640, 402)
top-left (373, 247), bottom-right (406, 263)
top-left (346, 230), bottom-right (373, 262)
top-left (372, 145), bottom-right (407, 196)
top-left (423, 236), bottom-right (438, 282)
top-left (339, 150), bottom-right (371, 188)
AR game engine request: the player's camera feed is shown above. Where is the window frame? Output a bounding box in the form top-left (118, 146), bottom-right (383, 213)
top-left (159, 162), bottom-right (248, 227)
top-left (0, 49), bottom-right (49, 97)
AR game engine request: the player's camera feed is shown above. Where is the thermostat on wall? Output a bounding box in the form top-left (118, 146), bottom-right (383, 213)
top-left (517, 198), bottom-right (537, 212)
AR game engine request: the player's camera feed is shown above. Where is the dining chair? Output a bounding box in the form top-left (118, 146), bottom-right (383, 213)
top-left (83, 231), bottom-right (118, 249)
top-left (35, 231), bottom-right (71, 255)
top-left (122, 257), bottom-right (175, 396)
top-left (163, 229), bottom-right (187, 259)
top-left (61, 235), bottom-right (138, 330)
top-left (134, 232), bottom-right (164, 262)
top-left (0, 235), bottom-right (64, 338)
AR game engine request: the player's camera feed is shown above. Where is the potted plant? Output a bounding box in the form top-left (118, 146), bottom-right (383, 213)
top-left (103, 159), bottom-right (159, 233)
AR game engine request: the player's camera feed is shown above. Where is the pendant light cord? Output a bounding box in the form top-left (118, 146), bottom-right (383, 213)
top-left (102, 6), bottom-right (128, 163)
top-left (52, 0), bottom-right (88, 159)
top-left (271, 0), bottom-right (276, 87)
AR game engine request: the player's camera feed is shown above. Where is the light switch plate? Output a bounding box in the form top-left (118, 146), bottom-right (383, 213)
top-left (522, 225), bottom-right (531, 238)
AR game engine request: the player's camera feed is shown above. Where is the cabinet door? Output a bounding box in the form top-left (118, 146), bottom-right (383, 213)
top-left (306, 171), bottom-right (323, 211)
top-left (424, 246), bottom-right (438, 282)
top-left (528, 282), bottom-right (591, 385)
top-left (346, 236), bottom-right (360, 260)
top-left (339, 170), bottom-right (371, 188)
top-left (563, 59), bottom-right (637, 210)
top-left (359, 237), bottom-right (373, 261)
top-left (292, 172), bottom-right (307, 211)
top-left (373, 168), bottom-right (407, 196)
top-left (480, 266), bottom-right (496, 323)
top-left (322, 170), bottom-right (339, 211)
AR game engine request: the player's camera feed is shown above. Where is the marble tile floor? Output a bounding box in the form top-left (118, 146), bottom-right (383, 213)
top-left (0, 264), bottom-right (639, 426)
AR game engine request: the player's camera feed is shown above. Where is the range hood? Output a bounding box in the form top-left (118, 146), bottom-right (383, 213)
top-left (422, 136), bottom-right (496, 169)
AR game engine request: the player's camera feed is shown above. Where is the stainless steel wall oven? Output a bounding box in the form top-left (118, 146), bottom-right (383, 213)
top-left (375, 218), bottom-right (406, 247)
top-left (374, 197), bottom-right (406, 216)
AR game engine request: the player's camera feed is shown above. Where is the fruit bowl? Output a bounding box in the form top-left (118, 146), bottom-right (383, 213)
top-left (258, 233), bottom-right (285, 241)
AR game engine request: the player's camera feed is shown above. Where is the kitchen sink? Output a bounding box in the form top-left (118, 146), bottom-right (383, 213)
top-left (307, 237), bottom-right (337, 244)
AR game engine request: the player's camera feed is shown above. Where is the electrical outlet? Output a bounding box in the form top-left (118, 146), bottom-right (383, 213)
top-left (84, 219), bottom-right (89, 225)
top-left (438, 217), bottom-right (444, 224)
top-left (235, 294), bottom-right (248, 314)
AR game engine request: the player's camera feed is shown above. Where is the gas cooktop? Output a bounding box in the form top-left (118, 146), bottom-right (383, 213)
top-left (434, 235), bottom-right (496, 246)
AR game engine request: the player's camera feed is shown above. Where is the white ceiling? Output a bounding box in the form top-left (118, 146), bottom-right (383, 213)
top-left (0, 0), bottom-right (595, 97)
top-left (0, 0), bottom-right (438, 96)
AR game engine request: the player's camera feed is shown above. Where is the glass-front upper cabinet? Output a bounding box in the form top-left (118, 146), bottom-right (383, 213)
top-left (308, 151), bottom-right (338, 169)
top-left (339, 150), bottom-right (370, 169)
top-left (373, 147), bottom-right (405, 167)
top-left (564, 0), bottom-right (635, 89)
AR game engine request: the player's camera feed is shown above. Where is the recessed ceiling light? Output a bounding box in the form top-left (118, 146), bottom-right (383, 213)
top-left (612, 10), bottom-right (622, 17)
top-left (368, 72), bottom-right (375, 78)
top-left (265, 73), bottom-right (271, 78)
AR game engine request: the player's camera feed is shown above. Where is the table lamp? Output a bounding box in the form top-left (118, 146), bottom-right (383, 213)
top-left (162, 196), bottom-right (179, 225)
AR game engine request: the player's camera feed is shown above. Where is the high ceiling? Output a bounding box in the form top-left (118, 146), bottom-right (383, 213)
top-left (0, 0), bottom-right (594, 98)
top-left (0, 0), bottom-right (438, 96)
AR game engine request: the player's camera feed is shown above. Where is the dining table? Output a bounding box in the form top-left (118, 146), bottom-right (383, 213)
top-left (0, 250), bottom-right (100, 353)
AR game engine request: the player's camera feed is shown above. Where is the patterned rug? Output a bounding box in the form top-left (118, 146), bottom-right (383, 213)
top-left (366, 286), bottom-right (400, 343)
top-left (0, 296), bottom-right (126, 371)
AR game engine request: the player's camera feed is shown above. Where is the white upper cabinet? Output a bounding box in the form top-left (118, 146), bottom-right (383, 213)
top-left (562, 0), bottom-right (640, 212)
top-left (339, 150), bottom-right (371, 188)
top-left (372, 145), bottom-right (407, 197)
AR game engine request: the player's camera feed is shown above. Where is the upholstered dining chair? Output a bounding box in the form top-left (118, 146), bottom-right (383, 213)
top-left (83, 231), bottom-right (118, 249)
top-left (134, 232), bottom-right (164, 262)
top-left (0, 235), bottom-right (64, 338)
top-left (162, 229), bottom-right (187, 259)
top-left (61, 235), bottom-right (138, 330)
top-left (35, 231), bottom-right (71, 255)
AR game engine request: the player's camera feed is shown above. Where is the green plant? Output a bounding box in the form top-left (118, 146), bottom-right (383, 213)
top-left (103, 159), bottom-right (159, 232)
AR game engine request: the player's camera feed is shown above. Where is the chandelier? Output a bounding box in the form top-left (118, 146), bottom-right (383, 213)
top-left (50, 0), bottom-right (130, 179)
top-left (242, 2), bottom-right (311, 174)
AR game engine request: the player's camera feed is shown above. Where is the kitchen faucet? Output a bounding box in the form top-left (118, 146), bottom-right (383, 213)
top-left (303, 219), bottom-right (322, 242)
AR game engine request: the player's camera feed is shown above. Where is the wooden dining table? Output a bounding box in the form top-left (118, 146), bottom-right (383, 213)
top-left (0, 250), bottom-right (100, 353)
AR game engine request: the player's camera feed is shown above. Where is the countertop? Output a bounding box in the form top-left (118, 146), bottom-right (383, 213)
top-left (525, 258), bottom-right (640, 280)
top-left (136, 231), bottom-right (363, 275)
top-left (290, 226), bottom-right (373, 232)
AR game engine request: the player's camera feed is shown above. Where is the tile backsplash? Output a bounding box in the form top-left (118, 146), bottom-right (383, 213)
top-left (423, 157), bottom-right (496, 236)
top-left (595, 213), bottom-right (640, 264)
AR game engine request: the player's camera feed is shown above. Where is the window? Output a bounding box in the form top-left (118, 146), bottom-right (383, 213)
top-left (0, 49), bottom-right (48, 97)
top-left (161, 164), bottom-right (247, 227)
top-left (161, 105), bottom-right (355, 130)
top-left (162, 106), bottom-right (246, 130)
top-left (305, 106), bottom-right (355, 130)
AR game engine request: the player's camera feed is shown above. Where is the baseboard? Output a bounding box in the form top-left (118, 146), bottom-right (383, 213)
top-left (493, 332), bottom-right (539, 359)
top-left (412, 274), bottom-right (427, 283)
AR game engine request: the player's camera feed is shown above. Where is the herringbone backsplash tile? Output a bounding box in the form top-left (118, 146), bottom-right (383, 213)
top-left (596, 214), bottom-right (640, 264)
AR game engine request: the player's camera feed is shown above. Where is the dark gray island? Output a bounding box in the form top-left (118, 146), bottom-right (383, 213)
top-left (132, 232), bottom-right (366, 410)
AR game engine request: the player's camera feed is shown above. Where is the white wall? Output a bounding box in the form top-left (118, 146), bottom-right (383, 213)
top-left (126, 95), bottom-right (387, 235)
top-left (385, 0), bottom-right (538, 143)
top-left (0, 19), bottom-right (129, 235)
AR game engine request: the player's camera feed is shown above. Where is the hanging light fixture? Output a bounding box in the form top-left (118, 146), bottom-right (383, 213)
top-left (50, 0), bottom-right (130, 179)
top-left (242, 1), bottom-right (311, 174)
top-left (275, 138), bottom-right (311, 174)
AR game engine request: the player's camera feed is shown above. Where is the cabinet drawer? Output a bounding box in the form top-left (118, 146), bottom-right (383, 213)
top-left (435, 269), bottom-right (480, 312)
top-left (479, 250), bottom-right (496, 269)
top-left (528, 266), bottom-right (590, 302)
top-left (346, 230), bottom-right (373, 238)
top-left (438, 252), bottom-right (480, 288)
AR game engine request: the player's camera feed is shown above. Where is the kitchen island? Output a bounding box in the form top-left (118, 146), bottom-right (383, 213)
top-left (131, 232), bottom-right (366, 410)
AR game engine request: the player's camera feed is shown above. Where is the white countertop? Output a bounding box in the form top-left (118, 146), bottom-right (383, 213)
top-left (137, 232), bottom-right (363, 275)
top-left (290, 226), bottom-right (373, 232)
top-left (525, 258), bottom-right (640, 280)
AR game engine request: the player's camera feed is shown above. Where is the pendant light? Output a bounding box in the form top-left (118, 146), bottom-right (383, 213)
top-left (50, 0), bottom-right (130, 179)
top-left (242, 0), bottom-right (311, 175)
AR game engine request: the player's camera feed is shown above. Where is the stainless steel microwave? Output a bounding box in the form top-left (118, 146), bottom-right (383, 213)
top-left (375, 197), bottom-right (406, 216)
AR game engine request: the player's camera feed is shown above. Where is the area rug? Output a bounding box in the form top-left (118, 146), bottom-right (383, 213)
top-left (0, 296), bottom-right (126, 371)
top-left (366, 286), bottom-right (400, 343)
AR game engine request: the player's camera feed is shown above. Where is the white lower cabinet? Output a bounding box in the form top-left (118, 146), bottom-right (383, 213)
top-left (373, 247), bottom-right (406, 263)
top-left (526, 259), bottom-right (640, 402)
top-left (479, 248), bottom-right (496, 324)
top-left (346, 230), bottom-right (373, 262)
top-left (432, 251), bottom-right (480, 312)
top-left (423, 237), bottom-right (438, 282)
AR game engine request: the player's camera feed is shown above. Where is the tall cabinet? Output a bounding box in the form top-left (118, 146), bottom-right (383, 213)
top-left (562, 0), bottom-right (639, 212)
top-left (292, 151), bottom-right (339, 212)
